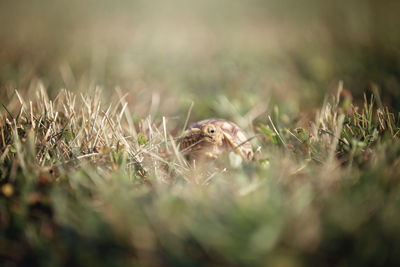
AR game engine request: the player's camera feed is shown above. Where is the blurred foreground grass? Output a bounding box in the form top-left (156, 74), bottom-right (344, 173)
top-left (1, 86), bottom-right (400, 266)
top-left (1, 0), bottom-right (400, 266)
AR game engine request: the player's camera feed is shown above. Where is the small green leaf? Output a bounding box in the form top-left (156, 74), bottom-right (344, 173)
top-left (294, 128), bottom-right (309, 143)
top-left (9, 145), bottom-right (16, 153)
top-left (137, 133), bottom-right (148, 145)
top-left (62, 130), bottom-right (73, 141)
top-left (259, 124), bottom-right (279, 144)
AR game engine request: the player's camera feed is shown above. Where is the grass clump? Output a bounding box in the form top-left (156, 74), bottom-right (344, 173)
top-left (1, 85), bottom-right (400, 267)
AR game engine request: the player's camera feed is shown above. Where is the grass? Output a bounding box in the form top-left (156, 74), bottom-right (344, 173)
top-left (1, 84), bottom-right (400, 266)
top-left (1, 1), bottom-right (400, 266)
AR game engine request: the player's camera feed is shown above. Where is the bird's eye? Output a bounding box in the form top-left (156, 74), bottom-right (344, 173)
top-left (209, 128), bottom-right (215, 134)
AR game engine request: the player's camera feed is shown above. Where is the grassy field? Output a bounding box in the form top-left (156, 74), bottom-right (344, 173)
top-left (1, 1), bottom-right (400, 266)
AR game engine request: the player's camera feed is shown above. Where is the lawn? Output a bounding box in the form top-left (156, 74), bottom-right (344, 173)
top-left (1, 1), bottom-right (400, 266)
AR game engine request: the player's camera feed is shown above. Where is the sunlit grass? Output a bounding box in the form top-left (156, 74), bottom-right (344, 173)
top-left (1, 84), bottom-right (400, 266)
top-left (1, 1), bottom-right (400, 265)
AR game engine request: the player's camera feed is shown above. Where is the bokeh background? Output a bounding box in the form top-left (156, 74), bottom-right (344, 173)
top-left (1, 0), bottom-right (400, 117)
top-left (2, 1), bottom-right (400, 266)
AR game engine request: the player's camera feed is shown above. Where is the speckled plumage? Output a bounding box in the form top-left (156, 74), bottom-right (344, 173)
top-left (180, 118), bottom-right (253, 161)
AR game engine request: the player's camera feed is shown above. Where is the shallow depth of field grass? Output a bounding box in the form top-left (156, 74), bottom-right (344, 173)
top-left (2, 86), bottom-right (400, 267)
top-left (1, 1), bottom-right (400, 266)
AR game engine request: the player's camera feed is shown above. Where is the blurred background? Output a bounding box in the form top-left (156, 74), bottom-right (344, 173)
top-left (1, 0), bottom-right (400, 116)
top-left (2, 2), bottom-right (400, 266)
